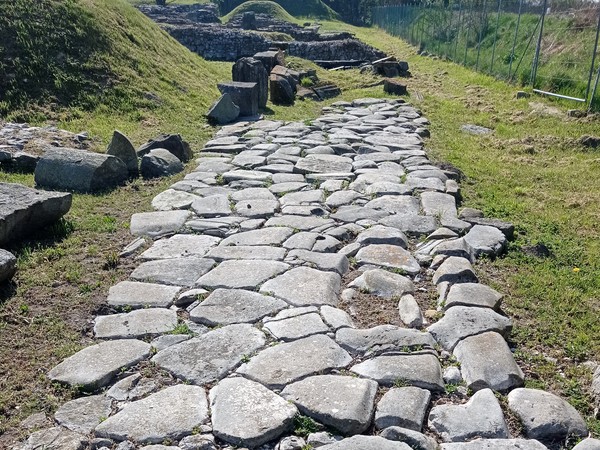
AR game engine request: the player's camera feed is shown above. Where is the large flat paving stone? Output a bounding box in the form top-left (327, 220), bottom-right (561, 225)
top-left (220, 227), bottom-right (294, 246)
top-left (319, 435), bottom-right (412, 450)
top-left (260, 266), bottom-right (341, 307)
top-left (281, 375), bottom-right (378, 435)
top-left (196, 260), bottom-right (289, 290)
top-left (374, 386), bottom-right (431, 431)
top-left (54, 394), bottom-right (113, 434)
top-left (379, 426), bottom-right (439, 450)
top-left (507, 388), bottom-right (588, 441)
top-left (379, 214), bottom-right (438, 237)
top-left (152, 324), bottom-right (266, 385)
top-left (432, 256), bottom-right (478, 285)
top-left (295, 154), bottom-right (353, 174)
top-left (453, 332), bottom-right (524, 392)
top-left (48, 339), bottom-right (151, 390)
top-left (151, 189), bottom-right (200, 211)
top-left (130, 258), bottom-right (215, 287)
top-left (206, 245), bottom-right (286, 261)
top-left (263, 311), bottom-right (329, 341)
top-left (355, 244), bottom-right (421, 275)
top-left (440, 439), bottom-right (549, 449)
top-left (94, 308), bottom-right (178, 339)
top-left (209, 377), bottom-right (297, 448)
top-left (427, 306), bottom-right (512, 351)
top-left (237, 334), bottom-right (352, 389)
top-left (107, 281), bottom-right (181, 309)
top-left (95, 385), bottom-right (209, 444)
top-left (348, 269), bottom-right (414, 299)
top-left (130, 211), bottom-right (191, 238)
top-left (428, 388), bottom-right (509, 442)
top-left (21, 426), bottom-right (87, 450)
top-left (189, 289), bottom-right (287, 326)
top-left (444, 283), bottom-right (503, 310)
top-left (336, 325), bottom-right (436, 356)
top-left (350, 353), bottom-right (444, 392)
top-left (286, 249), bottom-right (349, 275)
top-left (463, 224), bottom-right (507, 257)
top-left (265, 215), bottom-right (335, 231)
top-left (140, 234), bottom-right (221, 260)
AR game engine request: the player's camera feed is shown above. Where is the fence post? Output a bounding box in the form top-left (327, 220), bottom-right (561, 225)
top-left (508, 0), bottom-right (523, 80)
top-left (476, 0), bottom-right (488, 71)
top-left (453, 0), bottom-right (464, 62)
top-left (584, 8), bottom-right (600, 102)
top-left (531, 0), bottom-right (548, 87)
top-left (464, 1), bottom-right (471, 65)
top-left (490, 0), bottom-right (502, 73)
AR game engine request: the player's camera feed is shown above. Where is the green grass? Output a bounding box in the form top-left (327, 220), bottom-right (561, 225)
top-left (222, 0), bottom-right (298, 23)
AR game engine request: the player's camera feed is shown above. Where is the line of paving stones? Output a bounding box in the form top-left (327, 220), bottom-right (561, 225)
top-left (15, 99), bottom-right (597, 450)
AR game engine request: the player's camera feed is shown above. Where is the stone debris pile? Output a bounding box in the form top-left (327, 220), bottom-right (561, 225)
top-left (14, 99), bottom-right (592, 450)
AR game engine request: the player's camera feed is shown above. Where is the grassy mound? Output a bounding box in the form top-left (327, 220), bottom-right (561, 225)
top-left (221, 0), bottom-right (339, 20)
top-left (0, 0), bottom-right (228, 139)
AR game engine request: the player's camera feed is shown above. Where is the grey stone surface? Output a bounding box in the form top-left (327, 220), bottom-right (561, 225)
top-left (95, 385), bottom-right (209, 444)
top-left (398, 294), bottom-right (423, 328)
top-left (206, 245), bottom-right (286, 261)
top-left (320, 305), bottom-right (354, 331)
top-left (507, 388), bottom-right (588, 441)
top-left (286, 249), bottom-right (349, 275)
top-left (463, 225), bottom-right (507, 257)
top-left (207, 93), bottom-right (240, 125)
top-left (0, 249), bottom-right (17, 284)
top-left (55, 395), bottom-right (113, 434)
top-left (151, 189), bottom-right (200, 211)
top-left (152, 324), bottom-right (266, 384)
top-left (264, 312), bottom-right (329, 341)
top-left (141, 148), bottom-right (184, 179)
top-left (260, 266), bottom-right (341, 307)
top-left (130, 257), bottom-right (215, 287)
top-left (427, 306), bottom-right (512, 351)
top-left (48, 339), bottom-right (151, 390)
top-left (281, 375), bottom-right (378, 435)
top-left (0, 182), bottom-right (72, 246)
top-left (444, 283), bottom-right (503, 310)
top-left (107, 281), bottom-right (181, 308)
top-left (454, 332), bottom-right (524, 392)
top-left (355, 225), bottom-right (408, 248)
top-left (237, 334), bottom-right (352, 389)
top-left (380, 427), bottom-right (438, 450)
top-left (140, 234), bottom-right (221, 260)
top-left (319, 435), bottom-right (411, 449)
top-left (432, 257), bottom-right (478, 285)
top-left (379, 214), bottom-right (438, 237)
top-left (350, 353), bottom-right (445, 391)
top-left (191, 194), bottom-right (231, 217)
top-left (190, 288), bottom-right (287, 326)
top-left (295, 154), bottom-right (353, 174)
top-left (35, 147), bottom-right (128, 192)
top-left (349, 269), bottom-right (414, 299)
top-left (137, 134), bottom-right (192, 162)
top-left (107, 130), bottom-right (138, 177)
top-left (22, 426), bottom-right (88, 450)
top-left (220, 227), bottom-right (294, 246)
top-left (573, 438), bottom-right (600, 450)
top-left (429, 388), bottom-right (509, 442)
top-left (210, 377), bottom-right (297, 448)
top-left (440, 440), bottom-right (548, 449)
top-left (355, 244), bottom-right (420, 275)
top-left (336, 325), bottom-right (436, 355)
top-left (375, 386), bottom-right (431, 431)
top-left (196, 260), bottom-right (289, 290)
top-left (94, 308), bottom-right (178, 339)
top-left (130, 210), bottom-right (191, 238)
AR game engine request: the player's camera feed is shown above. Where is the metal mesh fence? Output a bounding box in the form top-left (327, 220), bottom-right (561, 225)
top-left (373, 0), bottom-right (600, 109)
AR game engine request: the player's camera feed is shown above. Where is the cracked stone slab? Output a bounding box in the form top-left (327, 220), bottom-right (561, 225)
top-left (260, 266), bottom-right (341, 307)
top-left (440, 440), bottom-right (549, 449)
top-left (220, 227), bottom-right (294, 246)
top-left (375, 386), bottom-right (431, 431)
top-left (336, 325), bottom-right (436, 356)
top-left (263, 312), bottom-right (329, 341)
top-left (152, 324), bottom-right (266, 385)
top-left (349, 269), bottom-right (414, 299)
top-left (281, 375), bottom-right (378, 435)
top-left (379, 215), bottom-right (438, 237)
top-left (319, 435), bottom-right (412, 449)
top-left (94, 308), bottom-right (178, 339)
top-left (95, 385), bottom-right (209, 444)
top-left (54, 395), bottom-right (113, 434)
top-left (429, 388), bottom-right (509, 442)
top-left (320, 305), bottom-right (355, 331)
top-left (206, 245), bottom-right (286, 261)
top-left (283, 232), bottom-right (341, 253)
top-left (365, 196), bottom-right (420, 215)
top-left (444, 283), bottom-right (503, 310)
top-left (350, 353), bottom-right (444, 392)
top-left (22, 427), bottom-right (88, 450)
top-left (210, 377), bottom-right (297, 448)
top-left (507, 388), bottom-right (588, 441)
top-left (427, 306), bottom-right (512, 351)
top-left (189, 289), bottom-right (287, 326)
top-left (48, 339), bottom-right (151, 390)
top-left (286, 249), bottom-right (349, 275)
top-left (130, 258), bottom-right (215, 287)
top-left (237, 334), bottom-right (352, 389)
top-left (139, 235), bottom-right (221, 260)
top-left (463, 225), bottom-right (507, 257)
top-left (107, 281), bottom-right (181, 308)
top-left (454, 332), bottom-right (524, 392)
top-left (355, 244), bottom-right (421, 275)
top-left (130, 211), bottom-right (191, 238)
top-left (196, 260), bottom-right (289, 290)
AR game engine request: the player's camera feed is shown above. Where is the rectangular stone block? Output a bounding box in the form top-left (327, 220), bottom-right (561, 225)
top-left (217, 81), bottom-right (259, 117)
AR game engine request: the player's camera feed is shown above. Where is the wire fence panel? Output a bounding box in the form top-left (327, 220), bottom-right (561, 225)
top-left (373, 0), bottom-right (600, 108)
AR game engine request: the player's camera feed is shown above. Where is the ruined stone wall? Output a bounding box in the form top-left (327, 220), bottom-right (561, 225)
top-left (288, 39), bottom-right (386, 62)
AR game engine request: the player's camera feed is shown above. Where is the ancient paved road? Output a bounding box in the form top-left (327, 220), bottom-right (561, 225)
top-left (16, 99), bottom-right (596, 450)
